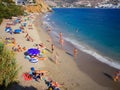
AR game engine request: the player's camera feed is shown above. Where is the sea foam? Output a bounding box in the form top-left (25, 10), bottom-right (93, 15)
top-left (65, 37), bottom-right (120, 70)
top-left (43, 11), bottom-right (120, 70)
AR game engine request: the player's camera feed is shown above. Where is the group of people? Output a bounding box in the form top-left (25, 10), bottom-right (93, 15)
top-left (10, 15), bottom-right (77, 90)
top-left (50, 32), bottom-right (78, 61)
top-left (12, 45), bottom-right (26, 52)
top-left (28, 67), bottom-right (62, 90)
top-left (29, 67), bottom-right (47, 82)
top-left (5, 15), bottom-right (63, 90)
top-left (46, 27), bottom-right (78, 60)
top-left (5, 37), bottom-right (16, 46)
top-left (59, 32), bottom-right (78, 60)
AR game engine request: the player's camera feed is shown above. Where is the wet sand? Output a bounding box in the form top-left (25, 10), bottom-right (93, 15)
top-left (64, 40), bottom-right (120, 89)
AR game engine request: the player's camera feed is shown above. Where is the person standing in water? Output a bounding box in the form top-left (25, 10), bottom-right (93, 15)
top-left (59, 38), bottom-right (64, 48)
top-left (59, 32), bottom-right (64, 48)
top-left (59, 32), bottom-right (63, 39)
top-left (74, 48), bottom-right (78, 60)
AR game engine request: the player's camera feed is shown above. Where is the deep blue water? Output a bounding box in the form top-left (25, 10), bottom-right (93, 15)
top-left (44, 8), bottom-right (120, 69)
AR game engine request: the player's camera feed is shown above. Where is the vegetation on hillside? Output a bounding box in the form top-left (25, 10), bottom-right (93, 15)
top-left (0, 42), bottom-right (19, 89)
top-left (0, 0), bottom-right (24, 24)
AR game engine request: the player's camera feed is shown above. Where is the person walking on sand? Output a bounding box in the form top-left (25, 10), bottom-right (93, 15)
top-left (74, 48), bottom-right (78, 60)
top-left (54, 52), bottom-right (60, 64)
top-left (51, 44), bottom-right (55, 53)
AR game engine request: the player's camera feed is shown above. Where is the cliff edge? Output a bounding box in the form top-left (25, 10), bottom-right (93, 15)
top-left (25, 0), bottom-right (52, 13)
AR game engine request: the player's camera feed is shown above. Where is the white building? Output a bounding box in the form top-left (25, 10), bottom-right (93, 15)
top-left (13, 0), bottom-right (35, 5)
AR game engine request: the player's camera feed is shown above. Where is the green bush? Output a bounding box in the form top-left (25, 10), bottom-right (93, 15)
top-left (0, 0), bottom-right (24, 23)
top-left (0, 42), bottom-right (4, 54)
top-left (0, 43), bottom-right (19, 87)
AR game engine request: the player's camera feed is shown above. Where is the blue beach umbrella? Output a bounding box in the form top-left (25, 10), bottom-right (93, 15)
top-left (27, 48), bottom-right (40, 56)
top-left (14, 29), bottom-right (22, 33)
top-left (5, 27), bottom-right (12, 32)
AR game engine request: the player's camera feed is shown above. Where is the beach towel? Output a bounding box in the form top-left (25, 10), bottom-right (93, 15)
top-left (37, 57), bottom-right (46, 60)
top-left (29, 58), bottom-right (38, 63)
top-left (23, 73), bottom-right (32, 81)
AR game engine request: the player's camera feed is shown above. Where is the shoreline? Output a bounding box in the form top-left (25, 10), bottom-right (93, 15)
top-left (51, 31), bottom-right (120, 89)
top-left (34, 14), bottom-right (108, 90)
top-left (41, 13), bottom-right (120, 89)
top-left (43, 12), bottom-right (120, 70)
top-left (62, 39), bottom-right (120, 88)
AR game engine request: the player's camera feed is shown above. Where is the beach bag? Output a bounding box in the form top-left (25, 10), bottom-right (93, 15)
top-left (42, 49), bottom-right (46, 54)
top-left (48, 86), bottom-right (54, 90)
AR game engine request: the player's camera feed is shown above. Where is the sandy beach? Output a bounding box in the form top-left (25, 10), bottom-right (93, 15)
top-left (0, 13), bottom-right (120, 90)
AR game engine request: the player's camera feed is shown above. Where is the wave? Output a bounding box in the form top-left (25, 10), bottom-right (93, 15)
top-left (65, 37), bottom-right (120, 70)
top-left (44, 14), bottom-right (49, 18)
top-left (43, 21), bottom-right (53, 29)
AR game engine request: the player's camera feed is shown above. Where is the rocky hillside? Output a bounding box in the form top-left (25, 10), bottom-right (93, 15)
top-left (44, 0), bottom-right (120, 8)
top-left (26, 0), bottom-right (52, 13)
top-left (15, 0), bottom-right (52, 13)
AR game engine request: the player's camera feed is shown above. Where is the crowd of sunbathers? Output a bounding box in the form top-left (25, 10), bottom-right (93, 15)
top-left (4, 15), bottom-right (64, 90)
top-left (12, 45), bottom-right (26, 52)
top-left (23, 67), bottom-right (63, 90)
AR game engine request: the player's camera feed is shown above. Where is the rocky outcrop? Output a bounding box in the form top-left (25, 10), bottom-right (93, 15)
top-left (25, 0), bottom-right (52, 13)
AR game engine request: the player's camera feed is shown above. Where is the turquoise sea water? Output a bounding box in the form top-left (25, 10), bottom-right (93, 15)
top-left (44, 8), bottom-right (120, 69)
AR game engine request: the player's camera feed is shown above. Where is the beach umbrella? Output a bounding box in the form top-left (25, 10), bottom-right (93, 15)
top-left (14, 29), bottom-right (22, 34)
top-left (27, 48), bottom-right (40, 56)
top-left (5, 27), bottom-right (12, 32)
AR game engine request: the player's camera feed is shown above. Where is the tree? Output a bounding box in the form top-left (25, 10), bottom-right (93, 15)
top-left (0, 0), bottom-right (24, 23)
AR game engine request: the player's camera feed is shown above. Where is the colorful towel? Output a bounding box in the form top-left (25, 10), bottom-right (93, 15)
top-left (23, 73), bottom-right (33, 81)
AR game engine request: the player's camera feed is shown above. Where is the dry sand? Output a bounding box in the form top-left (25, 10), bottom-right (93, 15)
top-left (0, 13), bottom-right (120, 90)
